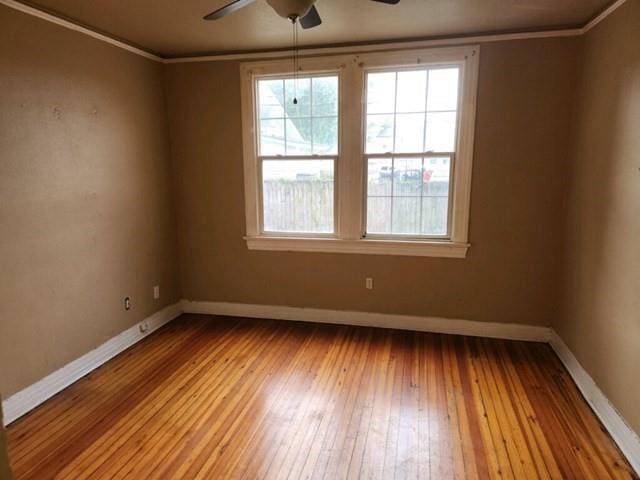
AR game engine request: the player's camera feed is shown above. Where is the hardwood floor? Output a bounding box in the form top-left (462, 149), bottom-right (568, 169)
top-left (6, 315), bottom-right (637, 479)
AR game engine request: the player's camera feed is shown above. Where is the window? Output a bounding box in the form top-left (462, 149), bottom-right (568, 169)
top-left (365, 67), bottom-right (459, 238)
top-left (257, 75), bottom-right (338, 235)
top-left (241, 46), bottom-right (479, 257)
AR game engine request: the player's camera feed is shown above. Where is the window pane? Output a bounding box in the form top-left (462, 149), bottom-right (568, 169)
top-left (367, 158), bottom-right (392, 196)
top-left (422, 157), bottom-right (451, 235)
top-left (366, 156), bottom-right (451, 237)
top-left (259, 118), bottom-right (285, 155)
top-left (425, 112), bottom-right (457, 152)
top-left (262, 160), bottom-right (334, 233)
top-left (392, 198), bottom-right (421, 235)
top-left (427, 68), bottom-right (459, 112)
top-left (312, 117), bottom-right (338, 155)
top-left (366, 114), bottom-right (394, 153)
top-left (396, 70), bottom-right (427, 113)
top-left (367, 197), bottom-right (391, 234)
top-left (284, 78), bottom-right (311, 118)
top-left (258, 79), bottom-right (284, 118)
top-left (286, 118), bottom-right (312, 155)
top-left (312, 76), bottom-right (338, 116)
top-left (367, 72), bottom-right (396, 114)
top-left (422, 197), bottom-right (448, 236)
top-left (395, 113), bottom-right (425, 153)
top-left (393, 157), bottom-right (423, 196)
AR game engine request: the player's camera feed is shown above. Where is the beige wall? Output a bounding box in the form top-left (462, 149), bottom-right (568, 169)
top-left (0, 6), bottom-right (180, 397)
top-left (165, 37), bottom-right (580, 327)
top-left (3, 0), bottom-right (637, 446)
top-left (557, 0), bottom-right (640, 434)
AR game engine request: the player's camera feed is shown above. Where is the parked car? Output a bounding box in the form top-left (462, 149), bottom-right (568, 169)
top-left (399, 169), bottom-right (422, 181)
top-left (379, 165), bottom-right (393, 178)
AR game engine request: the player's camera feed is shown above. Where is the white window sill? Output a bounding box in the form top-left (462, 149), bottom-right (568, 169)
top-left (244, 236), bottom-right (469, 258)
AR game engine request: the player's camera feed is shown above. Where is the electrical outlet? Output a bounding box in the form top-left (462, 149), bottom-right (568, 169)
top-left (366, 277), bottom-right (374, 290)
top-left (124, 296), bottom-right (131, 310)
top-left (153, 285), bottom-right (160, 299)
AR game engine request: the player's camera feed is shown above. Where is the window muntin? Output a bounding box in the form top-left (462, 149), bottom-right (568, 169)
top-left (258, 75), bottom-right (338, 156)
top-left (364, 66), bottom-right (460, 238)
top-left (256, 74), bottom-right (339, 235)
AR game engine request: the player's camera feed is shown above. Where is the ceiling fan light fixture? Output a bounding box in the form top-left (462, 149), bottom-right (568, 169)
top-left (204, 0), bottom-right (399, 28)
top-left (266, 0), bottom-right (316, 20)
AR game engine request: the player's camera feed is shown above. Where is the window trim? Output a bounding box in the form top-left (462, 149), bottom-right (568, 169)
top-left (244, 235), bottom-right (470, 258)
top-left (240, 45), bottom-right (479, 258)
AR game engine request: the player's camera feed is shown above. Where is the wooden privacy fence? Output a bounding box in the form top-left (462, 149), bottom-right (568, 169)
top-left (263, 179), bottom-right (449, 234)
top-left (263, 180), bottom-right (334, 232)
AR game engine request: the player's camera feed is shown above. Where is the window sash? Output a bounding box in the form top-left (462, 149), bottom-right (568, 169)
top-left (258, 156), bottom-right (338, 236)
top-left (361, 64), bottom-right (461, 240)
top-left (363, 152), bottom-right (455, 240)
top-left (255, 71), bottom-right (341, 236)
top-left (256, 73), bottom-right (340, 158)
top-left (363, 66), bottom-right (462, 156)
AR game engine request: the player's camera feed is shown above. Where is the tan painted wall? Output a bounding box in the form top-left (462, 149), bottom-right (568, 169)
top-left (0, 6), bottom-right (180, 397)
top-left (0, 403), bottom-right (11, 480)
top-left (557, 0), bottom-right (640, 435)
top-left (165, 37), bottom-right (580, 327)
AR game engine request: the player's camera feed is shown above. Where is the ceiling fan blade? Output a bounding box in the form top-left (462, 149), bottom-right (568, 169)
top-left (300, 5), bottom-right (322, 29)
top-left (371, 0), bottom-right (400, 4)
top-left (203, 0), bottom-right (256, 20)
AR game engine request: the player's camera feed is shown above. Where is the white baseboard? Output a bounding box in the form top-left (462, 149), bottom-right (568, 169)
top-left (182, 300), bottom-right (638, 473)
top-left (2, 302), bottom-right (182, 426)
top-left (4, 298), bottom-right (637, 475)
top-left (180, 300), bottom-right (552, 342)
top-left (549, 330), bottom-right (640, 475)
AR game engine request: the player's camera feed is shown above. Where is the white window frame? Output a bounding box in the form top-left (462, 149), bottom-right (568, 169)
top-left (240, 45), bottom-right (479, 258)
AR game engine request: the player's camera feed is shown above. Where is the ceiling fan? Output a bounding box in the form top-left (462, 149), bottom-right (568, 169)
top-left (204, 0), bottom-right (401, 29)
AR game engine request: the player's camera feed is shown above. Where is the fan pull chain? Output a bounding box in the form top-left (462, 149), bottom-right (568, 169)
top-left (292, 17), bottom-right (299, 105)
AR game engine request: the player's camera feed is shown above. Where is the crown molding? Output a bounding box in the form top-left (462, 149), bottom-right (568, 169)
top-left (581, 0), bottom-right (628, 33)
top-left (0, 0), bottom-right (162, 62)
top-left (0, 0), bottom-right (629, 64)
top-left (163, 28), bottom-right (582, 64)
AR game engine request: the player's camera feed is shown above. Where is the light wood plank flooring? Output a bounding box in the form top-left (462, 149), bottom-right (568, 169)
top-left (6, 314), bottom-right (637, 479)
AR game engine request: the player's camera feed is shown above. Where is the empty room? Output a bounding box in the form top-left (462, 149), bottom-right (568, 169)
top-left (1, 0), bottom-right (639, 478)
